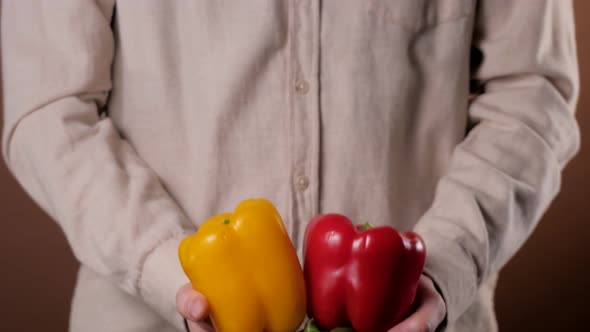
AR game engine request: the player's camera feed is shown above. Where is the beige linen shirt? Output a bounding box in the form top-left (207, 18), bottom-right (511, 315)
top-left (1, 1), bottom-right (580, 331)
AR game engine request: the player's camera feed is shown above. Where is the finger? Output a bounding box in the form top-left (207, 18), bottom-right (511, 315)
top-left (187, 319), bottom-right (215, 332)
top-left (388, 278), bottom-right (446, 332)
top-left (176, 283), bottom-right (210, 322)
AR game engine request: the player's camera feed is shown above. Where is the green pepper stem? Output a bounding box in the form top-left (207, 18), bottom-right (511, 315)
top-left (222, 219), bottom-right (230, 225)
top-left (360, 222), bottom-right (372, 231)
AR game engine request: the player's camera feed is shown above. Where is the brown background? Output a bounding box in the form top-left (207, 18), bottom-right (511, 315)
top-left (1, 2), bottom-right (589, 331)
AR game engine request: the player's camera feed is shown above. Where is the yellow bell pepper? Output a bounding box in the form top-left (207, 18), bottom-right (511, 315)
top-left (178, 198), bottom-right (307, 332)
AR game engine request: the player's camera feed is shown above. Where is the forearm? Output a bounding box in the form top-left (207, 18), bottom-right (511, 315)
top-left (2, 1), bottom-right (192, 330)
top-left (414, 0), bottom-right (579, 326)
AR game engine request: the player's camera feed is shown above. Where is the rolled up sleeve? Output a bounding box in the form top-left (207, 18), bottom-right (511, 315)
top-left (414, 0), bottom-right (580, 326)
top-left (1, 1), bottom-right (192, 330)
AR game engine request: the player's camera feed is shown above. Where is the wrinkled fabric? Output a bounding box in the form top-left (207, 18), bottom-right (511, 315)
top-left (1, 1), bottom-right (579, 331)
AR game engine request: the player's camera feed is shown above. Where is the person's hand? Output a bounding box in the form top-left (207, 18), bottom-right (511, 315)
top-left (176, 283), bottom-right (215, 332)
top-left (176, 276), bottom-right (445, 332)
top-left (388, 275), bottom-right (446, 332)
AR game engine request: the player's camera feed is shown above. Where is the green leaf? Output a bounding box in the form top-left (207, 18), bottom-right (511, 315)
top-left (304, 320), bottom-right (321, 332)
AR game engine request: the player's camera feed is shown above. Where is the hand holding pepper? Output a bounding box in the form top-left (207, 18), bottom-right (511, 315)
top-left (387, 275), bottom-right (446, 332)
top-left (177, 198), bottom-right (307, 332)
top-left (176, 285), bottom-right (214, 331)
top-left (303, 214), bottom-right (446, 332)
top-left (175, 201), bottom-right (445, 332)
top-left (302, 275), bottom-right (446, 332)
top-left (176, 264), bottom-right (446, 332)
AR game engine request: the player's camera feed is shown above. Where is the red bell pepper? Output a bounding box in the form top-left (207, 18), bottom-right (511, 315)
top-left (303, 214), bottom-right (426, 332)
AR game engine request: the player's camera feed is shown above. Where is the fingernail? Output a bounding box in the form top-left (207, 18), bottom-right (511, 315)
top-left (188, 299), bottom-right (203, 320)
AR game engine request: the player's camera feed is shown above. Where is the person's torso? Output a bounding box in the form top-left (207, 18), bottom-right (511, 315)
top-left (108, 0), bottom-right (474, 249)
top-left (76, 2), bottom-right (498, 331)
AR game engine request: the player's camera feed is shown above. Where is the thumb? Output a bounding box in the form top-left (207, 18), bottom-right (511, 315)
top-left (176, 283), bottom-right (210, 322)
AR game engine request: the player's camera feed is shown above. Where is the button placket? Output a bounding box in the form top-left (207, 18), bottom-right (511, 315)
top-left (288, 0), bottom-right (321, 251)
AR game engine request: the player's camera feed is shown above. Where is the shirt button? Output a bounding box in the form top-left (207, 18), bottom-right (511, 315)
top-left (294, 80), bottom-right (310, 95)
top-left (295, 175), bottom-right (310, 191)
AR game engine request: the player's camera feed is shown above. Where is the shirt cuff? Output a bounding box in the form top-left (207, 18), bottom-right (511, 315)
top-left (414, 222), bottom-right (479, 328)
top-left (138, 233), bottom-right (191, 331)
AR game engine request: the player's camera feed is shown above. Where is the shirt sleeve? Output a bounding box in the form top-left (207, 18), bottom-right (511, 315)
top-left (1, 1), bottom-right (192, 330)
top-left (413, 0), bottom-right (580, 327)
